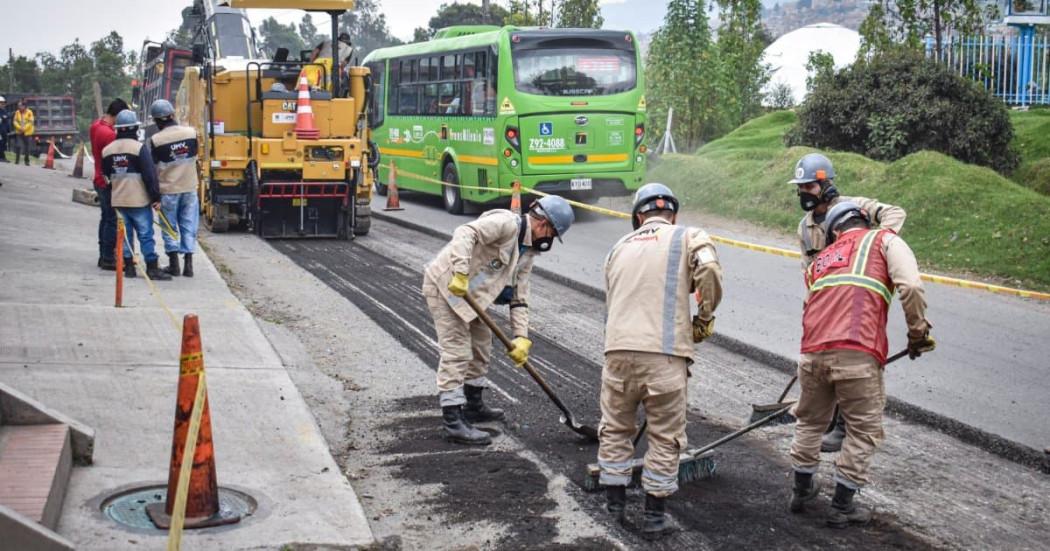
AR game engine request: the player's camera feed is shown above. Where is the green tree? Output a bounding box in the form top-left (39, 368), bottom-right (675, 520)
top-left (714, 0), bottom-right (769, 127)
top-left (299, 14), bottom-right (327, 50)
top-left (3, 55), bottom-right (43, 94)
top-left (412, 27), bottom-right (431, 43)
top-left (506, 1), bottom-right (547, 26)
top-left (338, 0), bottom-right (403, 62)
top-left (426, 1), bottom-right (509, 37)
top-left (557, 0), bottom-right (604, 28)
top-left (258, 17), bottom-right (306, 59)
top-left (859, 0), bottom-right (988, 57)
top-left (646, 0), bottom-right (724, 149)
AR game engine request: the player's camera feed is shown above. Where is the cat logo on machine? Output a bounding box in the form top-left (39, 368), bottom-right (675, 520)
top-left (281, 100), bottom-right (297, 111)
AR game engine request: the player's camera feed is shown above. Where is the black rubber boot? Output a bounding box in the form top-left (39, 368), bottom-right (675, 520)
top-left (164, 252), bottom-right (180, 277)
top-left (821, 413), bottom-right (847, 452)
top-left (827, 483), bottom-right (872, 528)
top-left (789, 471), bottom-right (820, 513)
top-left (146, 259), bottom-right (172, 281)
top-left (441, 405), bottom-right (491, 445)
top-left (605, 485), bottom-right (626, 523)
top-left (463, 385), bottom-right (505, 423)
top-left (642, 493), bottom-right (668, 536)
top-left (123, 259), bottom-right (136, 278)
top-left (182, 253), bottom-right (194, 277)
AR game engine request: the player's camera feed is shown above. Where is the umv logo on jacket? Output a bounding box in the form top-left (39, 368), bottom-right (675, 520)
top-left (169, 141), bottom-right (191, 158)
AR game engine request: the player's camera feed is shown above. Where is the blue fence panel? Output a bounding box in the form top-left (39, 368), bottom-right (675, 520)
top-left (927, 33), bottom-right (1050, 105)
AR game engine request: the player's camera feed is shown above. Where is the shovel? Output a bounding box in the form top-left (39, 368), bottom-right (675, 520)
top-left (462, 293), bottom-right (600, 442)
top-left (748, 348), bottom-right (911, 424)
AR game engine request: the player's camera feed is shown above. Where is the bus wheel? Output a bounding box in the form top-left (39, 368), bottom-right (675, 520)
top-left (374, 178), bottom-right (388, 197)
top-left (442, 163), bottom-right (464, 215)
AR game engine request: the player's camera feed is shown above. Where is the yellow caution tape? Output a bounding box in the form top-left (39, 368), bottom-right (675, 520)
top-left (156, 210), bottom-right (180, 240)
top-left (116, 208), bottom-right (183, 330)
top-left (387, 162), bottom-right (1050, 301)
top-left (167, 371), bottom-right (207, 551)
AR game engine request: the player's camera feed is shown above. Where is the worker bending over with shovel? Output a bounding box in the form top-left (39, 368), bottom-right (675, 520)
top-left (789, 201), bottom-right (934, 527)
top-left (599, 184), bottom-right (723, 536)
top-left (790, 152), bottom-right (906, 453)
top-left (423, 196), bottom-right (575, 445)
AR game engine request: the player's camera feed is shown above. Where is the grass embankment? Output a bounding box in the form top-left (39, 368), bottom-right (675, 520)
top-left (649, 111), bottom-right (1050, 290)
top-left (1010, 109), bottom-right (1050, 195)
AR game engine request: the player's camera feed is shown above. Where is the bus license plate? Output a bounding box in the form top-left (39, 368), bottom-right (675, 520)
top-left (292, 198), bottom-right (308, 206)
top-left (570, 178), bottom-right (592, 191)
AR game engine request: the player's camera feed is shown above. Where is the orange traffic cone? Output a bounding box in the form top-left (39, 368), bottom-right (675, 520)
top-left (509, 181), bottom-right (522, 214)
top-left (146, 314), bottom-right (239, 529)
top-left (383, 160), bottom-right (404, 211)
top-left (69, 143), bottom-right (85, 178)
top-left (42, 140), bottom-right (56, 170)
top-left (293, 76), bottom-right (320, 140)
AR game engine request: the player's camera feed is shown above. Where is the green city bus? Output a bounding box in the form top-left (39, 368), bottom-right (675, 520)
top-left (363, 25), bottom-right (647, 214)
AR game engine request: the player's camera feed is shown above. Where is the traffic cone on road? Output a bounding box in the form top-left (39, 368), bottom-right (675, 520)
top-left (293, 76), bottom-right (320, 140)
top-left (42, 140), bottom-right (56, 170)
top-left (146, 313), bottom-right (223, 528)
top-left (384, 160), bottom-right (404, 211)
top-left (509, 181), bottom-right (522, 214)
top-left (69, 143), bottom-right (85, 178)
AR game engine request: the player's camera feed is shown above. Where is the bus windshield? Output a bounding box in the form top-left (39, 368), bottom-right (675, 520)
top-left (513, 46), bottom-right (636, 97)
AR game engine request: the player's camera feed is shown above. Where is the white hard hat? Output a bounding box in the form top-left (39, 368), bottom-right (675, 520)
top-left (0, 95), bottom-right (6, 103)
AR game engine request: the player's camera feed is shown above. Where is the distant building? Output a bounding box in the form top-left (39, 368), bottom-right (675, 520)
top-left (761, 22), bottom-right (861, 106)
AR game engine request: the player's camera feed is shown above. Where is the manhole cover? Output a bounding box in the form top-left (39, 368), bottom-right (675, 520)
top-left (101, 485), bottom-right (256, 530)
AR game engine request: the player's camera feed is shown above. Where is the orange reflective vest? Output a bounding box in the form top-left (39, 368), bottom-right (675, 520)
top-left (801, 229), bottom-right (894, 364)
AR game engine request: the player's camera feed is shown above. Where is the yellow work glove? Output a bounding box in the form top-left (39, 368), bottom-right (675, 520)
top-left (692, 315), bottom-right (715, 343)
top-left (448, 272), bottom-right (469, 297)
top-left (907, 332), bottom-right (936, 359)
top-left (507, 337), bottom-right (532, 367)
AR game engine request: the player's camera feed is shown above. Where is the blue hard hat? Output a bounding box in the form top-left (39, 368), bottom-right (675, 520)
top-left (150, 99), bottom-right (175, 120)
top-left (114, 109), bottom-right (140, 129)
top-left (532, 195), bottom-right (574, 242)
top-left (631, 183), bottom-right (679, 229)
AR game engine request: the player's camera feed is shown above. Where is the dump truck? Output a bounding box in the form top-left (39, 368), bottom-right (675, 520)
top-left (2, 94), bottom-right (78, 156)
top-left (175, 0), bottom-right (374, 238)
top-left (132, 41), bottom-right (194, 138)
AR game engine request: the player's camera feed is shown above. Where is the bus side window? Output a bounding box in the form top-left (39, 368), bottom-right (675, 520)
top-left (423, 83), bottom-right (439, 115)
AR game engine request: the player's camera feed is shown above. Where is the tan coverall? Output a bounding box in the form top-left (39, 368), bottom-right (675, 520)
top-left (599, 217), bottom-right (723, 497)
top-left (790, 229), bottom-right (930, 489)
top-left (797, 195), bottom-right (906, 269)
top-left (422, 210), bottom-right (535, 406)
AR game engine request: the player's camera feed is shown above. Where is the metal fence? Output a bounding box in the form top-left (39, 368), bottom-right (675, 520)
top-left (926, 33), bottom-right (1050, 105)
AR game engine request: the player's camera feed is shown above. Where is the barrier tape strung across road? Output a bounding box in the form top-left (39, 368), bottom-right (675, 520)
top-left (389, 163), bottom-right (1050, 301)
top-left (117, 209), bottom-right (183, 330)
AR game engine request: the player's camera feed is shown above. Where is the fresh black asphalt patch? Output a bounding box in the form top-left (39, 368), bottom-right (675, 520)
top-left (274, 239), bottom-right (934, 549)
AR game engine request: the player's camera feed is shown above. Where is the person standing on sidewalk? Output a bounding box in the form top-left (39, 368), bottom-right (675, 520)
top-left (787, 201), bottom-right (934, 527)
top-left (0, 96), bottom-right (10, 162)
top-left (422, 196), bottom-right (574, 446)
top-left (12, 100), bottom-right (34, 166)
top-left (599, 183), bottom-right (723, 537)
top-left (89, 99), bottom-right (129, 270)
top-left (101, 110), bottom-right (171, 281)
top-left (789, 152), bottom-right (906, 453)
top-left (148, 99), bottom-right (199, 277)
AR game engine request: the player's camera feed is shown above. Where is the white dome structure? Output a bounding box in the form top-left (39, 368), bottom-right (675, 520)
top-left (761, 23), bottom-right (861, 106)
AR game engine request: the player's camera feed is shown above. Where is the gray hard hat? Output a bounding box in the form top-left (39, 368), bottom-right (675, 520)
top-left (114, 109), bottom-right (140, 129)
top-left (788, 153), bottom-right (836, 185)
top-left (631, 182), bottom-right (679, 230)
top-left (823, 201), bottom-right (869, 244)
top-left (150, 99), bottom-right (175, 120)
top-left (532, 195), bottom-right (574, 242)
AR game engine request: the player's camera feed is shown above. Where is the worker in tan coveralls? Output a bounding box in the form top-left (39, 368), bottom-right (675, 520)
top-left (790, 152), bottom-right (906, 453)
top-left (598, 183), bottom-right (723, 536)
top-left (423, 195), bottom-right (575, 445)
top-left (788, 201), bottom-right (934, 528)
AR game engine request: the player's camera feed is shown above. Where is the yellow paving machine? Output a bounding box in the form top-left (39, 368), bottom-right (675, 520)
top-left (176, 0), bottom-right (375, 238)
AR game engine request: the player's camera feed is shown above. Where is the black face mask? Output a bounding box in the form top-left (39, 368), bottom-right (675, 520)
top-left (533, 236), bottom-right (554, 252)
top-left (799, 192), bottom-right (821, 211)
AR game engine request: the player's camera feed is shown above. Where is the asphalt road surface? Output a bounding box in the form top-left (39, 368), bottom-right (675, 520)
top-left (371, 192), bottom-right (1050, 453)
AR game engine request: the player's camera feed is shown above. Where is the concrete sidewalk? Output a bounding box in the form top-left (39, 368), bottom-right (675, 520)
top-left (0, 164), bottom-right (375, 549)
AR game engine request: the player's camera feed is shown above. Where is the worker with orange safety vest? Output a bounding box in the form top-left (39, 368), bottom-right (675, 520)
top-left (787, 200), bottom-right (934, 528)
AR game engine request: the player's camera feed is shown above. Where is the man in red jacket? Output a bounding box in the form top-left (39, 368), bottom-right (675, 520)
top-left (89, 99), bottom-right (128, 270)
top-left (787, 201), bottom-right (934, 528)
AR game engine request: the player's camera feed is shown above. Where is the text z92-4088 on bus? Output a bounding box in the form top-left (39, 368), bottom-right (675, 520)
top-left (364, 26), bottom-right (647, 214)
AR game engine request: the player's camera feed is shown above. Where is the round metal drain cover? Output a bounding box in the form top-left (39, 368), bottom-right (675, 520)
top-left (101, 485), bottom-right (256, 530)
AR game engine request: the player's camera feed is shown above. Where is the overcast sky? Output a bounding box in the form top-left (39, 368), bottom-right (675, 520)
top-left (2, 0), bottom-right (643, 60)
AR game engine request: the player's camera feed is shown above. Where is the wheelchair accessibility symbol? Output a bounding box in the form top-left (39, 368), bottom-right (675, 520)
top-left (539, 122), bottom-right (553, 136)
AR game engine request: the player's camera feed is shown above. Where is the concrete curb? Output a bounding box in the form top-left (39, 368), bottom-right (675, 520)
top-left (373, 211), bottom-right (1049, 473)
top-left (0, 383), bottom-right (95, 465)
top-left (0, 504), bottom-right (75, 551)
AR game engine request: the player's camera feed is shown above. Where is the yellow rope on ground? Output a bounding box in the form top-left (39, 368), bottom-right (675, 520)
top-left (387, 163), bottom-right (1050, 301)
top-left (117, 209), bottom-right (183, 330)
top-left (166, 370), bottom-right (208, 551)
